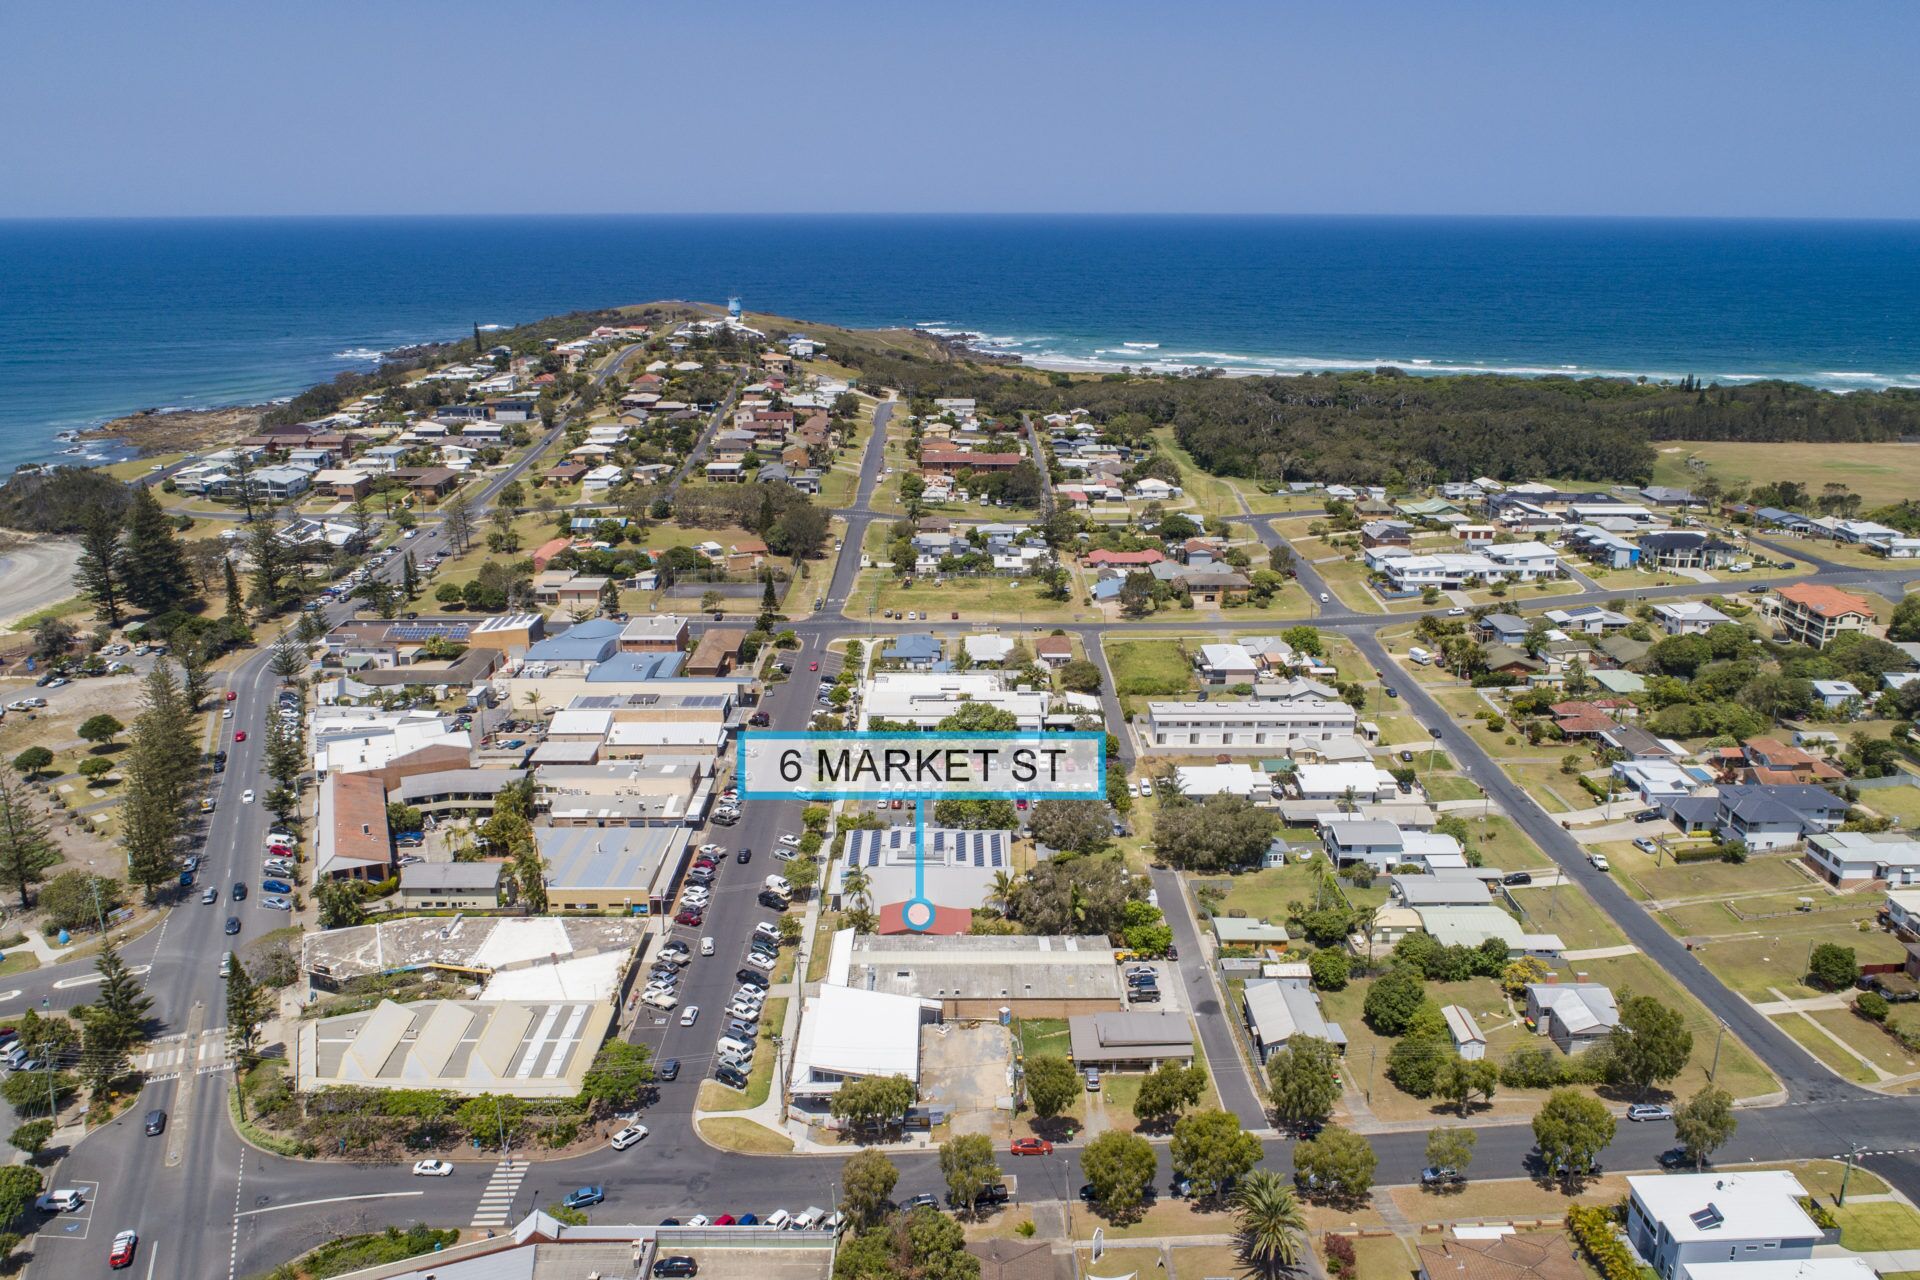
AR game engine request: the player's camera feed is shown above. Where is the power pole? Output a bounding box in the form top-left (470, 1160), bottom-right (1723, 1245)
top-left (1840, 1141), bottom-right (1868, 1206)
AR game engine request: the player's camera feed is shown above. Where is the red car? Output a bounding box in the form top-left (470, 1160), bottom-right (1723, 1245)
top-left (234, 730), bottom-right (247, 742)
top-left (109, 1231), bottom-right (138, 1269)
top-left (809, 661), bottom-right (819, 672)
top-left (224, 690), bottom-right (237, 701)
top-left (674, 908), bottom-right (704, 927)
top-left (713, 1213), bottom-right (738, 1226)
top-left (1010, 1138), bottom-right (1053, 1156)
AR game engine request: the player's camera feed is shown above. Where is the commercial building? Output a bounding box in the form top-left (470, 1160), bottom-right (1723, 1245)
top-left (834, 931), bottom-right (1122, 1018)
top-left (617, 615), bottom-right (690, 652)
top-left (315, 772), bottom-right (393, 882)
top-left (1142, 699), bottom-right (1359, 751)
top-left (399, 861), bottom-right (506, 911)
top-left (536, 826), bottom-right (693, 914)
top-left (862, 671), bottom-right (1049, 730)
top-left (294, 997), bottom-right (612, 1099)
top-left (1067, 1012), bottom-right (1196, 1070)
top-left (789, 982), bottom-right (929, 1101)
top-left (829, 826), bottom-right (1012, 917)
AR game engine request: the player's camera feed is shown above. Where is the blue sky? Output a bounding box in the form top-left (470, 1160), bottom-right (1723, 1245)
top-left (4, 0), bottom-right (1916, 218)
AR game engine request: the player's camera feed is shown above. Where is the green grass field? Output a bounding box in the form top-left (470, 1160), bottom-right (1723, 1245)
top-left (1107, 638), bottom-right (1195, 712)
top-left (848, 569), bottom-right (1083, 623)
top-left (1654, 440), bottom-right (1920, 509)
top-left (1833, 1200), bottom-right (1920, 1252)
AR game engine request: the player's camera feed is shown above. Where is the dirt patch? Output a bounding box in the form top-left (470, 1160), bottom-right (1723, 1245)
top-left (84, 405), bottom-right (265, 455)
top-left (918, 1021), bottom-right (1012, 1136)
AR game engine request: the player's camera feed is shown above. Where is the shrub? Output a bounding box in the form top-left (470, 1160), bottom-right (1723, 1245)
top-left (1798, 1196), bottom-right (1838, 1230)
top-left (1324, 1233), bottom-right (1357, 1278)
top-left (1566, 1204), bottom-right (1642, 1280)
top-left (1855, 991), bottom-right (1890, 1022)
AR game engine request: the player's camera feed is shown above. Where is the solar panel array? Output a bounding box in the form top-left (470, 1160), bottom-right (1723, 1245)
top-left (388, 622), bottom-right (471, 642)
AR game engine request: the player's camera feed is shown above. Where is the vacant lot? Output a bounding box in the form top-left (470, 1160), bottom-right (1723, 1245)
top-left (1107, 638), bottom-right (1194, 713)
top-left (849, 570), bottom-right (1082, 624)
top-left (1654, 440), bottom-right (1920, 508)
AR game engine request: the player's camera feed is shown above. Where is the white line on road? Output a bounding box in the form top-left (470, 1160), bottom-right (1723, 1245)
top-left (53, 964), bottom-right (151, 989)
top-left (238, 1191), bottom-right (423, 1218)
top-left (0, 990), bottom-right (21, 1004)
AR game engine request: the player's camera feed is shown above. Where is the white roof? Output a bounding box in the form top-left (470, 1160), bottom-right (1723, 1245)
top-left (1294, 762), bottom-right (1396, 794)
top-left (547, 708), bottom-right (614, 737)
top-left (1684, 1260), bottom-right (1876, 1280)
top-left (791, 984), bottom-right (924, 1088)
top-left (963, 635), bottom-right (1015, 664)
top-left (481, 950), bottom-right (630, 1003)
top-left (1627, 1171), bottom-right (1815, 1243)
top-left (1199, 643), bottom-right (1256, 670)
top-left (1655, 601), bottom-right (1733, 623)
top-left (1440, 1004), bottom-right (1486, 1045)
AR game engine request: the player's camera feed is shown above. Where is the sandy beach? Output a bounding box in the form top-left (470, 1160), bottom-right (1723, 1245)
top-left (0, 536), bottom-right (81, 631)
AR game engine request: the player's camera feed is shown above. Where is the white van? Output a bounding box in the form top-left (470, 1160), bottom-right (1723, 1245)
top-left (764, 874), bottom-right (792, 896)
top-left (1408, 647), bottom-right (1433, 666)
top-left (716, 1035), bottom-right (754, 1057)
top-left (793, 1207), bottom-right (824, 1231)
top-left (764, 1209), bottom-right (793, 1230)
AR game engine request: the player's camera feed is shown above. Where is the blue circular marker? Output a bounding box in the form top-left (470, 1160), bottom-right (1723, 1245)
top-left (902, 898), bottom-right (936, 932)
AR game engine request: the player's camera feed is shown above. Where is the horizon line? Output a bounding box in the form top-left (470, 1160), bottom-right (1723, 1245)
top-left (4, 210), bottom-right (1920, 226)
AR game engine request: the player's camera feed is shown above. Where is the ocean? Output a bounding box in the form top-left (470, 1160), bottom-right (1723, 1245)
top-left (2, 214), bottom-right (1918, 473)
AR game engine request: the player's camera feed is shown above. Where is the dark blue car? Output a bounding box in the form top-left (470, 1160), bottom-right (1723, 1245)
top-left (563, 1186), bottom-right (605, 1209)
top-left (261, 879), bottom-right (292, 895)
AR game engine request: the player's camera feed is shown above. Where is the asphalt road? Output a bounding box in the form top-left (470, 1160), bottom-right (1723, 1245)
top-left (19, 367), bottom-right (1920, 1275)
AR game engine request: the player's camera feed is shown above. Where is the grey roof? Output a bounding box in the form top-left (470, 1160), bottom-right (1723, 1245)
top-left (1068, 1012), bottom-right (1194, 1064)
top-left (1391, 873), bottom-right (1490, 907)
top-left (1321, 819), bottom-right (1403, 849)
top-left (1243, 979), bottom-right (1346, 1047)
top-left (393, 768), bottom-right (521, 802)
top-left (401, 862), bottom-right (504, 891)
top-left (536, 826), bottom-right (688, 892)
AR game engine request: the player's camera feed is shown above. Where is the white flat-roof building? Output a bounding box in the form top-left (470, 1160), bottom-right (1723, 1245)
top-left (294, 998), bottom-right (612, 1099)
top-left (789, 983), bottom-right (930, 1101)
top-left (1143, 699), bottom-right (1359, 751)
top-left (1173, 762), bottom-right (1273, 798)
top-left (861, 671), bottom-right (1049, 730)
top-left (1291, 762), bottom-right (1399, 803)
top-left (1625, 1171), bottom-right (1820, 1280)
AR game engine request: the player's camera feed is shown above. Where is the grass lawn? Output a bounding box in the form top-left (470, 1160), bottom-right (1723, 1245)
top-left (1369, 710), bottom-right (1432, 746)
top-left (1508, 885), bottom-right (1625, 951)
top-left (1608, 846), bottom-right (1814, 903)
top-left (1312, 556), bottom-right (1393, 614)
top-left (1458, 814), bottom-right (1555, 871)
top-left (1169, 1244), bottom-right (1245, 1280)
top-left (1152, 428), bottom-right (1246, 518)
top-left (1806, 1006), bottom-right (1920, 1076)
top-left (1771, 1012), bottom-right (1879, 1085)
top-left (1107, 638), bottom-right (1195, 712)
top-left (1420, 773), bottom-right (1482, 803)
top-left (1502, 761), bottom-right (1580, 814)
top-left (1215, 861), bottom-right (1329, 927)
top-left (0, 951), bottom-right (41, 978)
top-left (697, 1117), bottom-right (794, 1154)
top-left (1389, 1175), bottom-right (1632, 1225)
top-left (1862, 785), bottom-right (1920, 826)
top-left (1653, 440), bottom-right (1920, 509)
top-left (848, 570), bottom-right (1082, 623)
top-left (1833, 1200), bottom-right (1920, 1252)
top-left (1688, 920), bottom-right (1909, 1002)
top-left (1018, 1017), bottom-right (1071, 1061)
top-left (1745, 1158), bottom-right (1887, 1199)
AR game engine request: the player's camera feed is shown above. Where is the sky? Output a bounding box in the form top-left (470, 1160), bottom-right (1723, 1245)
top-left (4, 0), bottom-right (1917, 219)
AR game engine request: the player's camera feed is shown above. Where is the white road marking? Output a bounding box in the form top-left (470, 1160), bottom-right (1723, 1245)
top-left (0, 990), bottom-right (21, 1004)
top-left (237, 1190), bottom-right (423, 1218)
top-left (53, 964), bottom-right (151, 989)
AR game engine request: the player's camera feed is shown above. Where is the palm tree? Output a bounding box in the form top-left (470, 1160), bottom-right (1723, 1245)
top-left (1232, 1170), bottom-right (1307, 1279)
top-left (988, 869), bottom-right (1016, 913)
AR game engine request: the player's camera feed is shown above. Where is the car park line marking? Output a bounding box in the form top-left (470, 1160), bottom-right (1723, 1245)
top-left (237, 1191), bottom-right (422, 1217)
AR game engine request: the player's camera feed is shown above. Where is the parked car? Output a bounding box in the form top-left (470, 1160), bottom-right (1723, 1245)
top-left (1420, 1166), bottom-right (1463, 1186)
top-left (260, 896), bottom-right (292, 911)
top-left (1633, 837), bottom-right (1659, 853)
top-left (610, 1124), bottom-right (649, 1150)
top-left (1502, 871), bottom-right (1533, 886)
top-left (736, 968), bottom-right (770, 988)
top-left (1626, 1103), bottom-right (1674, 1122)
top-left (261, 879), bottom-right (292, 894)
top-left (1010, 1138), bottom-right (1053, 1156)
top-left (412, 1160), bottom-right (454, 1176)
top-left (653, 1257), bottom-right (699, 1278)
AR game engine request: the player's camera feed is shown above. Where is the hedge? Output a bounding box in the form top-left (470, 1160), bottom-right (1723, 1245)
top-left (1566, 1205), bottom-right (1653, 1280)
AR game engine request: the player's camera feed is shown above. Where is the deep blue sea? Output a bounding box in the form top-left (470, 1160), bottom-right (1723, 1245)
top-left (3, 215), bottom-right (1919, 473)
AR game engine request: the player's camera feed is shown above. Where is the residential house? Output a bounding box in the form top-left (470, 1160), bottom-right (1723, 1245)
top-left (1524, 983), bottom-right (1618, 1052)
top-left (1769, 583), bottom-right (1876, 649)
top-left (1476, 613), bottom-right (1531, 646)
top-left (1638, 531), bottom-right (1739, 570)
top-left (1195, 643), bottom-right (1258, 685)
top-left (391, 467), bottom-right (459, 501)
top-left (1624, 1171), bottom-right (1821, 1280)
top-left (1805, 831), bottom-right (1920, 887)
top-left (1713, 783), bottom-right (1848, 851)
top-left (1811, 679), bottom-right (1862, 711)
top-left (921, 450), bottom-right (1022, 476)
top-left (1562, 525), bottom-right (1641, 570)
top-left (1035, 636), bottom-right (1074, 666)
top-left (1544, 605), bottom-right (1631, 634)
top-left (1361, 520), bottom-right (1415, 548)
top-left (1142, 699), bottom-right (1360, 751)
top-left (1653, 601), bottom-right (1733, 635)
top-left (881, 633), bottom-right (942, 669)
top-left (1241, 979), bottom-right (1347, 1061)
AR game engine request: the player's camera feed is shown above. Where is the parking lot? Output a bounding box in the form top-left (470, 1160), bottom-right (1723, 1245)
top-left (1120, 961), bottom-right (1182, 1013)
